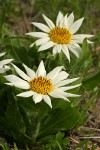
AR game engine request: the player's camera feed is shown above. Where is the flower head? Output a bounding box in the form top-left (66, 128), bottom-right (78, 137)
top-left (4, 61), bottom-right (81, 108)
top-left (0, 52), bottom-right (13, 73)
top-left (26, 12), bottom-right (93, 62)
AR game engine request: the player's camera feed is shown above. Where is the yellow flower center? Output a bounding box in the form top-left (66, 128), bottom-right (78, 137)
top-left (29, 76), bottom-right (53, 95)
top-left (49, 27), bottom-right (71, 44)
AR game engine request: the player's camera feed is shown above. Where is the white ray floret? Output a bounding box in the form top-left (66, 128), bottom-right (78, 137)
top-left (26, 12), bottom-right (94, 62)
top-left (4, 61), bottom-right (81, 108)
top-left (0, 52), bottom-right (13, 73)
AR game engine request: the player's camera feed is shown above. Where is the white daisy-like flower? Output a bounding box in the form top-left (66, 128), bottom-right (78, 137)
top-left (4, 61), bottom-right (81, 108)
top-left (26, 12), bottom-right (93, 62)
top-left (0, 52), bottom-right (13, 73)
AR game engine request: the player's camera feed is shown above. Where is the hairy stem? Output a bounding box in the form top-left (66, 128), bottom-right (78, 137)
top-left (32, 119), bottom-right (41, 143)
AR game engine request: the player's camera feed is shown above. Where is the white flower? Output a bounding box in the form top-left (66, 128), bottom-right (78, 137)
top-left (26, 12), bottom-right (93, 62)
top-left (4, 61), bottom-right (81, 108)
top-left (0, 52), bottom-right (13, 73)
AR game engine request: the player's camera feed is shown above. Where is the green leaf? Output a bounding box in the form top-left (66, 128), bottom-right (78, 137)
top-left (13, 143), bottom-right (18, 150)
top-left (82, 70), bottom-right (100, 91)
top-left (17, 97), bottom-right (50, 140)
top-left (0, 138), bottom-right (10, 150)
top-left (68, 39), bottom-right (93, 74)
top-left (76, 139), bottom-right (89, 149)
top-left (3, 37), bottom-right (31, 65)
top-left (5, 93), bottom-right (26, 135)
top-left (0, 117), bottom-right (8, 131)
top-left (68, 77), bottom-right (82, 107)
top-left (0, 143), bottom-right (10, 150)
top-left (9, 46), bottom-right (30, 65)
top-left (42, 132), bottom-right (69, 150)
top-left (38, 104), bottom-right (80, 138)
top-left (76, 91), bottom-right (97, 127)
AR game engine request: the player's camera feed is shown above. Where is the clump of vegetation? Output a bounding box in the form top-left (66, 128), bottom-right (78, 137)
top-left (0, 0), bottom-right (100, 149)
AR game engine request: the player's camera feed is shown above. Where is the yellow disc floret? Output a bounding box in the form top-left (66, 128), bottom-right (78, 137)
top-left (30, 76), bottom-right (53, 95)
top-left (49, 27), bottom-right (71, 44)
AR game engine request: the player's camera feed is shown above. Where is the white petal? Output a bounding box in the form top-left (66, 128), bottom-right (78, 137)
top-left (6, 82), bottom-right (30, 89)
top-left (67, 12), bottom-right (74, 28)
top-left (70, 42), bottom-right (81, 51)
top-left (62, 45), bottom-right (70, 62)
top-left (58, 84), bottom-right (81, 91)
top-left (42, 14), bottom-right (55, 29)
top-left (4, 75), bottom-right (26, 83)
top-left (26, 32), bottom-right (48, 38)
top-left (53, 71), bottom-right (69, 84)
top-left (36, 60), bottom-right (46, 77)
top-left (72, 34), bottom-right (94, 40)
top-left (55, 77), bottom-right (79, 87)
top-left (3, 65), bottom-right (10, 70)
top-left (43, 95), bottom-right (52, 108)
top-left (49, 92), bottom-right (68, 100)
top-left (0, 59), bottom-right (13, 66)
top-left (47, 66), bottom-right (63, 79)
top-left (53, 89), bottom-right (79, 98)
top-left (69, 17), bottom-right (84, 34)
top-left (35, 37), bottom-right (50, 46)
top-left (17, 91), bottom-right (34, 97)
top-left (67, 44), bottom-right (79, 58)
top-left (30, 43), bottom-right (35, 47)
top-left (59, 14), bottom-right (68, 28)
top-left (57, 44), bottom-right (62, 53)
top-left (56, 12), bottom-right (64, 26)
top-left (53, 45), bottom-right (58, 54)
top-left (72, 39), bottom-right (83, 44)
top-left (64, 92), bottom-right (80, 97)
top-left (53, 45), bottom-right (63, 54)
top-left (12, 64), bottom-right (31, 81)
top-left (0, 52), bottom-right (6, 57)
top-left (72, 34), bottom-right (94, 44)
top-left (62, 16), bottom-right (67, 27)
top-left (33, 93), bottom-right (42, 103)
top-left (38, 41), bottom-right (55, 51)
top-left (0, 68), bottom-right (7, 73)
top-left (31, 22), bottom-right (50, 33)
top-left (0, 65), bottom-right (10, 73)
top-left (59, 19), bottom-right (63, 28)
top-left (87, 40), bottom-right (94, 44)
top-left (5, 83), bottom-right (14, 86)
top-left (23, 64), bottom-right (36, 79)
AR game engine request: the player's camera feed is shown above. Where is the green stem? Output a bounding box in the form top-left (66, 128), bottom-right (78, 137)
top-left (25, 144), bottom-right (30, 150)
top-left (33, 119), bottom-right (41, 143)
top-left (56, 141), bottom-right (63, 150)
